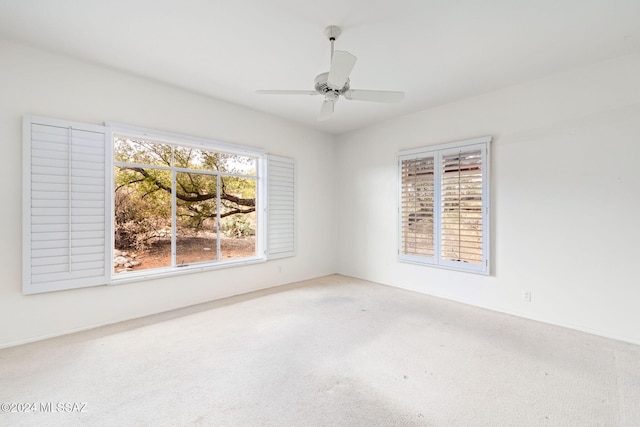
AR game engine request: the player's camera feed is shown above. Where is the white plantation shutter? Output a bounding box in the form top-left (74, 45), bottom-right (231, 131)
top-left (23, 116), bottom-right (109, 294)
top-left (400, 156), bottom-right (435, 261)
top-left (399, 137), bottom-right (490, 274)
top-left (266, 155), bottom-right (295, 259)
top-left (440, 147), bottom-right (485, 269)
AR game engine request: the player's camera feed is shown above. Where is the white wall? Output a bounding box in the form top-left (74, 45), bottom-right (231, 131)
top-left (336, 53), bottom-right (640, 344)
top-left (0, 40), bottom-right (336, 348)
top-left (3, 39), bottom-right (639, 348)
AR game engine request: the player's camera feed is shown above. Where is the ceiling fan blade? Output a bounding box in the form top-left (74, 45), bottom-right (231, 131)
top-left (256, 90), bottom-right (318, 95)
top-left (327, 50), bottom-right (357, 89)
top-left (318, 100), bottom-right (335, 121)
top-left (343, 89), bottom-right (405, 103)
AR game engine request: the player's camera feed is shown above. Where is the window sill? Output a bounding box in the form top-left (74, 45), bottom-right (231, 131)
top-left (398, 256), bottom-right (490, 275)
top-left (109, 256), bottom-right (267, 285)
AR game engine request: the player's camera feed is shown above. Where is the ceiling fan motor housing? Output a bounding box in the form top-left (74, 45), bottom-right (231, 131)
top-left (314, 72), bottom-right (350, 95)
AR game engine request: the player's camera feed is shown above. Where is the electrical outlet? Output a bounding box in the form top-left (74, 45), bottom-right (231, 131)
top-left (277, 265), bottom-right (283, 273)
top-left (522, 291), bottom-right (532, 302)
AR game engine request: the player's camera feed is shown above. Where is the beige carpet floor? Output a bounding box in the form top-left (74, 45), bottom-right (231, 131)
top-left (1, 274), bottom-right (639, 426)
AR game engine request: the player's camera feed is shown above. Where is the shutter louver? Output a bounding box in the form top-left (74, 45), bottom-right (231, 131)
top-left (267, 155), bottom-right (295, 259)
top-left (401, 156), bottom-right (435, 258)
top-left (23, 117), bottom-right (108, 294)
top-left (441, 149), bottom-right (483, 264)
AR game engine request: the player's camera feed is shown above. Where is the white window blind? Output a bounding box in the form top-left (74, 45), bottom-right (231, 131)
top-left (23, 116), bottom-right (109, 294)
top-left (399, 137), bottom-right (490, 274)
top-left (266, 155), bottom-right (295, 259)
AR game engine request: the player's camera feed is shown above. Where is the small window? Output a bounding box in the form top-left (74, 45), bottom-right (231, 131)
top-left (399, 137), bottom-right (490, 274)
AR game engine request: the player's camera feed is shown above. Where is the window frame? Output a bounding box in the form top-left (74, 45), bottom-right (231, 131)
top-left (107, 123), bottom-right (268, 284)
top-left (398, 136), bottom-right (491, 275)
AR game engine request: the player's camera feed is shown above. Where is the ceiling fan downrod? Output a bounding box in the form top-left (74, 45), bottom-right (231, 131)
top-left (325, 25), bottom-right (341, 61)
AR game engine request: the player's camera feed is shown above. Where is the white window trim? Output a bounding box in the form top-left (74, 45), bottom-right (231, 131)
top-left (398, 136), bottom-right (491, 275)
top-left (109, 257), bottom-right (267, 285)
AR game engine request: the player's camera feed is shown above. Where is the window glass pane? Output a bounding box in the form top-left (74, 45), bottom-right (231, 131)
top-left (174, 147), bottom-right (218, 170)
top-left (114, 137), bottom-right (173, 166)
top-left (176, 172), bottom-right (218, 265)
top-left (114, 167), bottom-right (172, 273)
top-left (401, 157), bottom-right (435, 257)
top-left (220, 176), bottom-right (257, 259)
top-left (441, 150), bottom-right (483, 264)
top-left (220, 153), bottom-right (257, 175)
top-left (174, 148), bottom-right (257, 175)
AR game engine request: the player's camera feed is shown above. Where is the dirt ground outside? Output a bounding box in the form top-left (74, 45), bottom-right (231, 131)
top-left (115, 236), bottom-right (256, 273)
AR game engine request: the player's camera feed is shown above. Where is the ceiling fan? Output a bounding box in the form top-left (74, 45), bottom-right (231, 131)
top-left (256, 26), bottom-right (405, 121)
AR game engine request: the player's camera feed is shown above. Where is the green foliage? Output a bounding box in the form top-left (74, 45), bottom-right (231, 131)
top-left (177, 198), bottom-right (217, 233)
top-left (222, 176), bottom-right (256, 199)
top-left (221, 214), bottom-right (255, 238)
top-left (114, 183), bottom-right (171, 250)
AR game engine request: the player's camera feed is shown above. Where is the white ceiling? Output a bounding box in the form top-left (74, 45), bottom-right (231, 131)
top-left (1, 0), bottom-right (639, 135)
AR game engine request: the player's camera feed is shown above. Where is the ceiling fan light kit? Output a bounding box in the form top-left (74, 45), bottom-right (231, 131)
top-left (257, 26), bottom-right (405, 121)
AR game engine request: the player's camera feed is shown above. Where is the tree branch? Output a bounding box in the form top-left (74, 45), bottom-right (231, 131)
top-left (220, 207), bottom-right (255, 218)
top-left (119, 166), bottom-right (255, 207)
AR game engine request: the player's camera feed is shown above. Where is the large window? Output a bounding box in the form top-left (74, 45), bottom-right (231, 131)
top-left (23, 116), bottom-right (295, 294)
top-left (399, 137), bottom-right (490, 274)
top-left (113, 133), bottom-right (260, 276)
